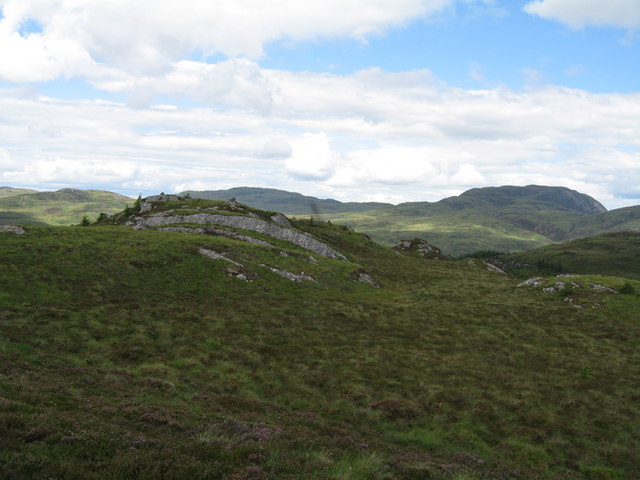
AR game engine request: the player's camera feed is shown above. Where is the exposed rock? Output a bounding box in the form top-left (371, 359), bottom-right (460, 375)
top-left (356, 272), bottom-right (380, 288)
top-left (198, 248), bottom-right (243, 267)
top-left (543, 281), bottom-right (580, 293)
top-left (140, 193), bottom-right (184, 213)
top-left (484, 261), bottom-right (507, 275)
top-left (0, 225), bottom-right (26, 234)
top-left (589, 283), bottom-right (618, 294)
top-left (517, 277), bottom-right (545, 287)
top-left (270, 213), bottom-right (292, 228)
top-left (127, 211), bottom-right (346, 260)
top-left (262, 265), bottom-right (316, 283)
top-left (564, 297), bottom-right (585, 309)
top-left (157, 226), bottom-right (206, 234)
top-left (393, 238), bottom-right (447, 259)
top-left (543, 282), bottom-right (566, 293)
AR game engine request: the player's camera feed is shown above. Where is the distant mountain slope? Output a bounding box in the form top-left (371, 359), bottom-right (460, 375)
top-left (0, 188), bottom-right (133, 226)
top-left (323, 186), bottom-right (638, 256)
top-left (180, 186), bottom-right (392, 215)
top-left (494, 231), bottom-right (640, 280)
top-left (0, 186), bottom-right (39, 199)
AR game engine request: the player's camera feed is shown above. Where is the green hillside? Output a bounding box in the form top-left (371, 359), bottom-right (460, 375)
top-left (493, 231), bottom-right (640, 280)
top-left (181, 186), bottom-right (392, 214)
top-left (321, 186), bottom-right (640, 256)
top-left (0, 188), bottom-right (133, 226)
top-left (0, 187), bottom-right (39, 199)
top-left (1, 196), bottom-right (639, 479)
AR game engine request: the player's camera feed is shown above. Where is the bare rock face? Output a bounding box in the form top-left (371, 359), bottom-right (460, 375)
top-left (127, 212), bottom-right (346, 260)
top-left (356, 272), bottom-right (380, 288)
top-left (270, 213), bottom-right (292, 228)
top-left (484, 261), bottom-right (507, 275)
top-left (393, 238), bottom-right (447, 259)
top-left (139, 194), bottom-right (183, 213)
top-left (0, 225), bottom-right (26, 234)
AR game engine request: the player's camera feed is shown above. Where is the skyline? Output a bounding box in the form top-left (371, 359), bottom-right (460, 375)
top-left (0, 0), bottom-right (638, 209)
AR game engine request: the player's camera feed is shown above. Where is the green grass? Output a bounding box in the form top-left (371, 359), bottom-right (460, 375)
top-left (0, 214), bottom-right (639, 479)
top-left (0, 188), bottom-right (133, 226)
top-left (496, 231), bottom-right (640, 280)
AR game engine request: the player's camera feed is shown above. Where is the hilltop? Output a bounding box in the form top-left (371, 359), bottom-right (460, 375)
top-left (180, 186), bottom-right (392, 215)
top-left (1, 195), bottom-right (639, 479)
top-left (0, 188), bottom-right (133, 226)
top-left (0, 187), bottom-right (39, 199)
top-left (491, 230), bottom-right (640, 280)
top-left (321, 186), bottom-right (639, 256)
top-left (2, 184), bottom-right (639, 257)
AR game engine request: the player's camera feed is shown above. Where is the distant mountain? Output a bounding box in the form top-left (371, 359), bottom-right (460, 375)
top-left (0, 188), bottom-right (133, 226)
top-left (322, 185), bottom-right (639, 256)
top-left (493, 231), bottom-right (640, 280)
top-left (0, 186), bottom-right (39, 199)
top-left (180, 187), bottom-right (392, 215)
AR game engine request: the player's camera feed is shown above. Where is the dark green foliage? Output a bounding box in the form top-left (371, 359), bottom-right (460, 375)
top-left (499, 231), bottom-right (640, 280)
top-left (458, 249), bottom-right (507, 259)
top-left (0, 217), bottom-right (639, 479)
top-left (619, 283), bottom-right (636, 295)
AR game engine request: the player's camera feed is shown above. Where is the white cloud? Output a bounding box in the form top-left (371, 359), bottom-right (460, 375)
top-left (524, 0), bottom-right (640, 30)
top-left (0, 0), bottom-right (453, 83)
top-left (0, 64), bottom-right (638, 209)
top-left (285, 133), bottom-right (340, 180)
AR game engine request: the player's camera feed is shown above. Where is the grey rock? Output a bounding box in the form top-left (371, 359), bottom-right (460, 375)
top-left (157, 226), bottom-right (206, 234)
top-left (0, 225), bottom-right (26, 234)
top-left (484, 261), bottom-right (507, 275)
top-left (517, 277), bottom-right (545, 287)
top-left (262, 265), bottom-right (316, 282)
top-left (127, 212), bottom-right (346, 260)
top-left (270, 213), bottom-right (292, 227)
top-left (589, 283), bottom-right (618, 294)
top-left (198, 248), bottom-right (243, 266)
top-left (140, 193), bottom-right (183, 213)
top-left (356, 272), bottom-right (380, 288)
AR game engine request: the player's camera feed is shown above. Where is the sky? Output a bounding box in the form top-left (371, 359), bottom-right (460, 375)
top-left (0, 0), bottom-right (638, 209)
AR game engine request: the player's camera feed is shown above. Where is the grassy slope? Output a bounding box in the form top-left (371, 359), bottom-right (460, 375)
top-left (0, 187), bottom-right (39, 199)
top-left (1, 208), bottom-right (639, 479)
top-left (0, 188), bottom-right (133, 226)
top-left (181, 187), bottom-right (392, 215)
top-left (496, 231), bottom-right (640, 280)
top-left (321, 205), bottom-right (640, 257)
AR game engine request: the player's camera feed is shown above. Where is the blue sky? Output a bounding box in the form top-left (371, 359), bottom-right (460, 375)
top-left (0, 0), bottom-right (638, 208)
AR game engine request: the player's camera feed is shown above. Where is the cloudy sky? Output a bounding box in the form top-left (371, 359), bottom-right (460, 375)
top-left (0, 0), bottom-right (638, 208)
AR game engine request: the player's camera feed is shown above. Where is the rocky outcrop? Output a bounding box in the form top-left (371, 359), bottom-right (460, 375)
top-left (270, 213), bottom-right (292, 228)
top-left (355, 271), bottom-right (380, 288)
top-left (262, 266), bottom-right (316, 283)
top-left (393, 238), bottom-right (447, 259)
top-left (198, 248), bottom-right (242, 266)
top-left (139, 193), bottom-right (183, 213)
top-left (127, 211), bottom-right (346, 260)
top-left (0, 225), bottom-right (26, 234)
top-left (158, 226), bottom-right (272, 246)
top-left (484, 262), bottom-right (507, 275)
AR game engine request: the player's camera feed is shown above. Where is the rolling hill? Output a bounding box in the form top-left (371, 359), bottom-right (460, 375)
top-left (0, 187), bottom-right (39, 199)
top-left (321, 186), bottom-right (640, 256)
top-left (0, 188), bottom-right (133, 226)
top-left (0, 195), bottom-right (639, 479)
top-left (180, 186), bottom-right (392, 214)
top-left (3, 185), bottom-right (639, 258)
top-left (491, 230), bottom-right (640, 280)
